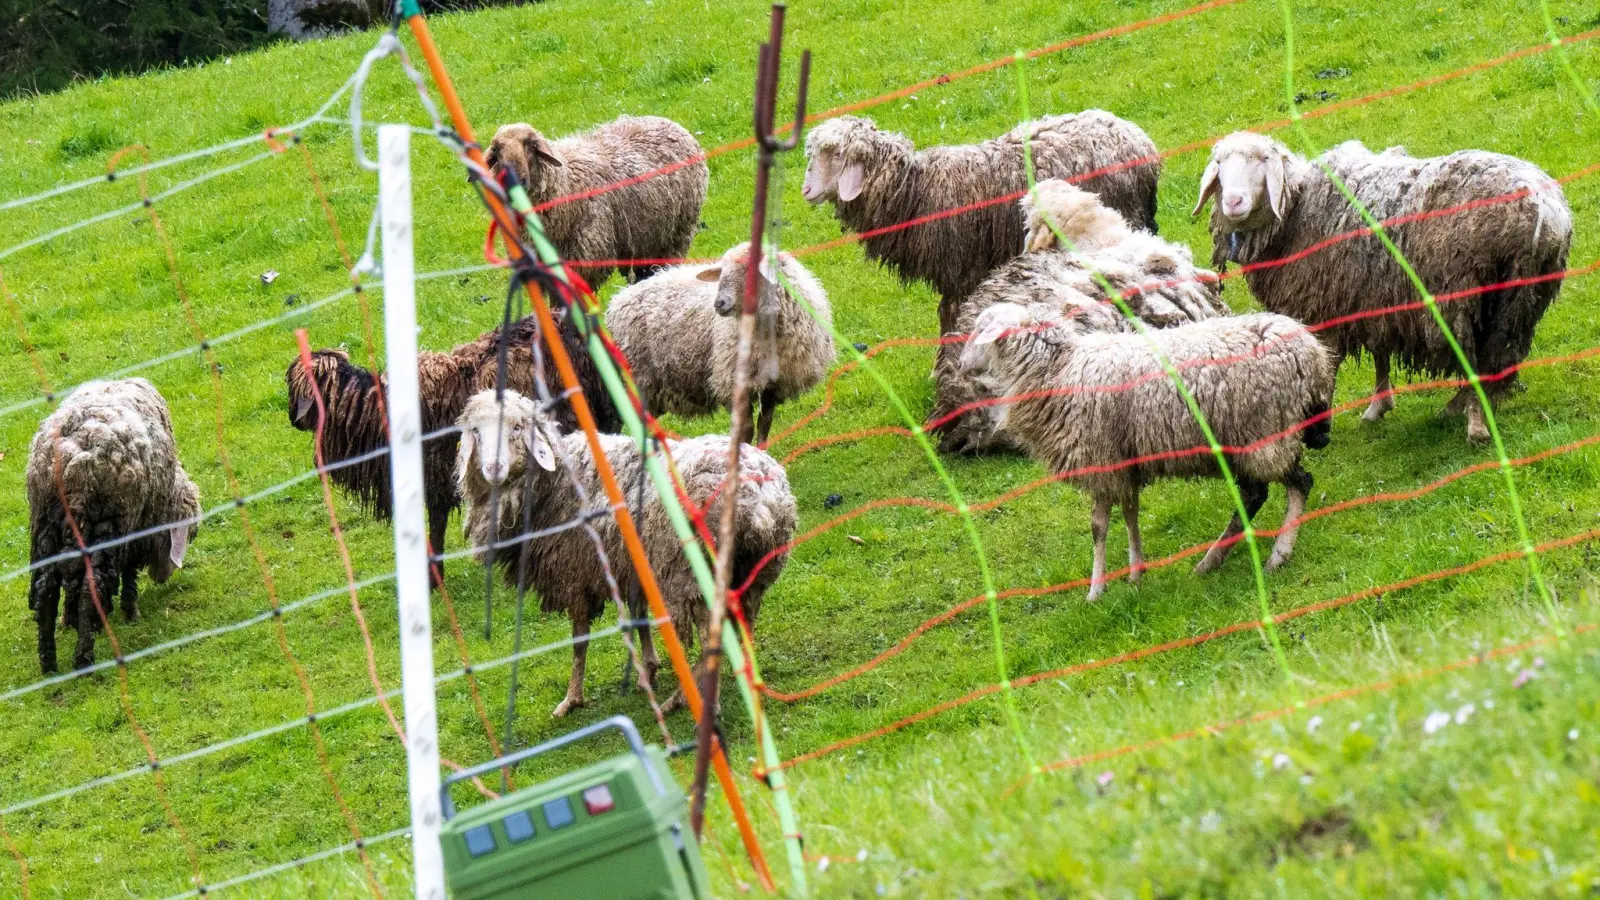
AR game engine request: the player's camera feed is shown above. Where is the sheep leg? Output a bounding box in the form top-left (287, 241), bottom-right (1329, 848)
top-left (552, 610), bottom-right (591, 718)
top-left (71, 586), bottom-right (98, 671)
top-left (1266, 466), bottom-right (1312, 571)
top-left (1464, 397), bottom-right (1491, 444)
top-left (1194, 480), bottom-right (1270, 574)
top-left (120, 555), bottom-right (139, 622)
top-left (1124, 493), bottom-right (1144, 585)
top-left (735, 392), bottom-right (758, 446)
top-left (426, 504), bottom-right (449, 589)
top-left (1363, 356), bottom-right (1395, 422)
top-left (1086, 497), bottom-right (1113, 602)
top-left (635, 620), bottom-right (660, 692)
top-left (755, 386), bottom-right (780, 447)
top-left (34, 569), bottom-right (60, 674)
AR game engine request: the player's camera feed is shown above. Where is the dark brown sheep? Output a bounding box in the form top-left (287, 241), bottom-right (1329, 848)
top-left (284, 312), bottom-right (619, 586)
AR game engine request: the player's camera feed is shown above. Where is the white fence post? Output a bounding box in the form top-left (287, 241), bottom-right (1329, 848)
top-left (379, 123), bottom-right (447, 900)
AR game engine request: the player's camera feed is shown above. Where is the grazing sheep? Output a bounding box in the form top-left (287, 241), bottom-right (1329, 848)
top-left (485, 116), bottom-right (709, 288)
top-left (933, 179), bottom-right (1229, 454)
top-left (1194, 131), bottom-right (1573, 443)
top-left (801, 111), bottom-right (1161, 333)
top-left (456, 388), bottom-right (796, 717)
top-left (27, 379), bottom-right (201, 673)
top-left (285, 313), bottom-right (619, 585)
top-left (960, 302), bottom-right (1335, 601)
top-left (605, 242), bottom-right (836, 445)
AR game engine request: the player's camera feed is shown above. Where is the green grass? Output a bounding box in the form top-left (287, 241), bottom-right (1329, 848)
top-left (2, 0), bottom-right (1600, 897)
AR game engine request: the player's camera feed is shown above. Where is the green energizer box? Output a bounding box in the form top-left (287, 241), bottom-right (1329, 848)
top-left (439, 716), bottom-right (711, 900)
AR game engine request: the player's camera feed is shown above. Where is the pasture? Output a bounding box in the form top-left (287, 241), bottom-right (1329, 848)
top-left (1, 0), bottom-right (1598, 896)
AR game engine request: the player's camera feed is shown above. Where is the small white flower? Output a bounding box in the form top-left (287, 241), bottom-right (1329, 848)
top-left (1096, 771), bottom-right (1115, 787)
top-left (1272, 753), bottom-right (1292, 770)
top-left (1348, 720), bottom-right (1363, 732)
top-left (1454, 703), bottom-right (1476, 725)
top-left (1198, 810), bottom-right (1221, 833)
top-left (1569, 729), bottom-right (1580, 741)
top-left (1483, 698), bottom-right (1495, 709)
top-left (1306, 715), bottom-right (1323, 734)
top-left (1423, 711), bottom-right (1451, 735)
top-left (857, 849), bottom-right (868, 862)
top-left (1299, 774), bottom-right (1314, 785)
top-left (817, 856), bottom-right (830, 873)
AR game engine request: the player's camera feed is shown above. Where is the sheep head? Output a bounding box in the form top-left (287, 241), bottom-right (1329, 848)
top-left (456, 389), bottom-right (556, 492)
top-left (1192, 131), bottom-right (1296, 229)
top-left (486, 123), bottom-right (566, 200)
top-left (801, 116), bottom-right (911, 205)
top-left (149, 475), bottom-right (200, 583)
top-left (285, 348), bottom-right (367, 432)
top-left (1022, 179), bottom-right (1133, 253)
top-left (697, 241), bottom-right (781, 316)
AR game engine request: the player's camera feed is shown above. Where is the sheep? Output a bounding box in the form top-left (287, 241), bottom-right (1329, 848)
top-left (285, 312), bottom-right (619, 586)
top-left (604, 241), bottom-right (836, 445)
top-left (960, 302), bottom-right (1335, 601)
top-left (1194, 131), bottom-right (1573, 443)
top-left (932, 178), bottom-right (1229, 454)
top-left (485, 116), bottom-right (709, 288)
top-left (455, 388), bottom-right (796, 717)
top-left (801, 111), bottom-right (1161, 334)
top-left (27, 378), bottom-right (201, 673)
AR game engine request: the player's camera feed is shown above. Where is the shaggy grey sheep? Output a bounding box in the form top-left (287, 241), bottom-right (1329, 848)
top-left (285, 312), bottom-right (618, 586)
top-left (456, 388), bottom-right (796, 716)
top-left (1194, 131), bottom-right (1573, 443)
top-left (933, 179), bottom-right (1228, 454)
top-left (485, 116), bottom-right (709, 288)
top-left (801, 111), bottom-right (1161, 333)
top-left (605, 241), bottom-right (836, 445)
top-left (960, 302), bottom-right (1334, 601)
top-left (27, 378), bottom-right (201, 673)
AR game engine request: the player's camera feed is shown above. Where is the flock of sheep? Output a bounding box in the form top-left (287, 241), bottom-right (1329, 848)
top-left (26, 108), bottom-right (1573, 718)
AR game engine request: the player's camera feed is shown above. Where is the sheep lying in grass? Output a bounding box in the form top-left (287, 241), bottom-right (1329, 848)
top-left (960, 302), bottom-right (1334, 601)
top-left (486, 116), bottom-right (709, 288)
top-left (605, 242), bottom-right (836, 445)
top-left (802, 112), bottom-right (1161, 333)
top-left (933, 179), bottom-right (1229, 454)
top-left (27, 379), bottom-right (201, 673)
top-left (285, 313), bottom-right (618, 585)
top-left (1195, 131), bottom-right (1573, 443)
top-left (456, 388), bottom-right (796, 716)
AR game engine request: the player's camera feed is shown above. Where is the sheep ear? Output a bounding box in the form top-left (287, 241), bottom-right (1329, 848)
top-left (1026, 217), bottom-right (1058, 252)
top-left (837, 162), bottom-right (865, 201)
top-left (1265, 153), bottom-right (1288, 221)
top-left (291, 394), bottom-right (314, 425)
top-left (972, 319), bottom-right (1013, 347)
top-left (1192, 158), bottom-right (1220, 216)
top-left (532, 136), bottom-right (565, 168)
top-left (527, 426), bottom-right (558, 472)
top-left (168, 524), bottom-right (190, 569)
top-left (758, 254), bottom-right (775, 283)
top-left (695, 266), bottom-right (723, 283)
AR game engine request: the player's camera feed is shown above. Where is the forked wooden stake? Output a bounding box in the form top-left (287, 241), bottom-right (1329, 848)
top-left (690, 1), bottom-right (811, 838)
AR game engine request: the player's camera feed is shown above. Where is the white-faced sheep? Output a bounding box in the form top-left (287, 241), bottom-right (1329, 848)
top-left (801, 111), bottom-right (1161, 333)
top-left (933, 178), bottom-right (1229, 454)
top-left (455, 388), bottom-right (796, 717)
top-left (27, 378), bottom-right (201, 673)
top-left (960, 302), bottom-right (1335, 601)
top-left (605, 242), bottom-right (836, 445)
top-left (1194, 132), bottom-right (1573, 443)
top-left (285, 313), bottom-right (619, 586)
top-left (485, 116), bottom-right (709, 288)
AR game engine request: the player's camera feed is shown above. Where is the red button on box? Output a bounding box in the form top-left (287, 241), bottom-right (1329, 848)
top-left (582, 784), bottom-right (614, 815)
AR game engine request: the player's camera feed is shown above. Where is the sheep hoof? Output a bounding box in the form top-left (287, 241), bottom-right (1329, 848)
top-left (551, 695), bottom-right (587, 718)
top-left (1466, 424), bottom-right (1492, 445)
top-left (1265, 550), bottom-right (1291, 571)
top-left (1193, 554), bottom-right (1224, 575)
top-left (659, 691), bottom-right (686, 715)
top-left (1085, 584), bottom-right (1105, 603)
top-left (1361, 400), bottom-right (1392, 423)
top-left (1127, 567), bottom-right (1142, 586)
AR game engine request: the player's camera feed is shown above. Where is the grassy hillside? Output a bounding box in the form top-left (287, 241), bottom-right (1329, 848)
top-left (1, 0), bottom-right (1599, 897)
